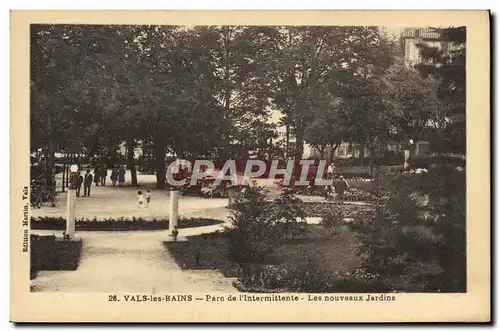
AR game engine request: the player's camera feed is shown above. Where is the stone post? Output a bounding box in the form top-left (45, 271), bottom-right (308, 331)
top-left (66, 164), bottom-right (78, 238)
top-left (169, 188), bottom-right (180, 233)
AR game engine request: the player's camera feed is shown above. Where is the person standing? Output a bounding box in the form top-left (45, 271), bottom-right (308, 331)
top-left (137, 190), bottom-right (145, 208)
top-left (84, 169), bottom-right (93, 197)
top-left (118, 166), bottom-right (126, 187)
top-left (110, 167), bottom-right (118, 186)
top-left (76, 172), bottom-right (84, 197)
top-left (94, 166), bottom-right (101, 187)
top-left (334, 175), bottom-right (349, 202)
top-left (145, 189), bottom-right (152, 206)
top-left (327, 162), bottom-right (335, 180)
top-left (100, 166), bottom-right (107, 186)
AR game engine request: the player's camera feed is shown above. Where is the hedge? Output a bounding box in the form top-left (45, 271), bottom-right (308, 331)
top-left (30, 216), bottom-right (224, 231)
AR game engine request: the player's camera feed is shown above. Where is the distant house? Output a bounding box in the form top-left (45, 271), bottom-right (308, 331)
top-left (400, 27), bottom-right (450, 67)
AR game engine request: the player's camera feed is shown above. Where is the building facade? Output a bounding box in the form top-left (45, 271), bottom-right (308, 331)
top-left (401, 28), bottom-right (449, 67)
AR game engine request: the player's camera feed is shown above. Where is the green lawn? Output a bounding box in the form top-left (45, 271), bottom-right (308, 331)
top-left (164, 223), bottom-right (362, 288)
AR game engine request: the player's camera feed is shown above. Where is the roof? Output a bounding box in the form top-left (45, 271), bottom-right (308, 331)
top-left (401, 28), bottom-right (441, 39)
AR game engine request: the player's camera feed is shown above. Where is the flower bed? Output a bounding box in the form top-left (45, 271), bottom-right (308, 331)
top-left (296, 186), bottom-right (375, 201)
top-left (30, 234), bottom-right (82, 280)
top-left (301, 201), bottom-right (373, 218)
top-left (343, 188), bottom-right (375, 202)
top-left (232, 264), bottom-right (386, 293)
top-left (30, 217), bottom-right (224, 231)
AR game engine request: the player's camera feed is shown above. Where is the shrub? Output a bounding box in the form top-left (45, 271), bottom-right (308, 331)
top-left (30, 216), bottom-right (223, 231)
top-left (235, 261), bottom-right (386, 293)
top-left (30, 234), bottom-right (82, 280)
top-left (30, 176), bottom-right (57, 209)
top-left (272, 188), bottom-right (307, 242)
top-left (357, 164), bottom-right (466, 292)
top-left (225, 185), bottom-right (281, 263)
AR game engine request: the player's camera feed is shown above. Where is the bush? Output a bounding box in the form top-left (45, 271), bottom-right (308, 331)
top-left (30, 234), bottom-right (82, 280)
top-left (272, 188), bottom-right (307, 241)
top-left (234, 261), bottom-right (386, 293)
top-left (225, 185), bottom-right (281, 263)
top-left (30, 176), bottom-right (57, 209)
top-left (357, 165), bottom-right (466, 292)
top-left (30, 216), bottom-right (223, 231)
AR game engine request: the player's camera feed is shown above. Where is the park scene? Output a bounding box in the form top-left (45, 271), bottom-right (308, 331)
top-left (30, 25), bottom-right (466, 293)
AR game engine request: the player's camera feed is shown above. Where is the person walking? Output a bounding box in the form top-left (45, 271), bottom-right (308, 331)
top-left (94, 166), bottom-right (101, 187)
top-left (83, 169), bottom-right (93, 197)
top-left (118, 166), bottom-right (126, 187)
top-left (76, 172), bottom-right (84, 197)
top-left (110, 167), bottom-right (118, 186)
top-left (100, 166), bottom-right (107, 186)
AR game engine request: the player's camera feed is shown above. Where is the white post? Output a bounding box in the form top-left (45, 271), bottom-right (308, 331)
top-left (66, 164), bottom-right (79, 238)
top-left (169, 188), bottom-right (180, 233)
top-left (66, 189), bottom-right (76, 238)
top-left (403, 149), bottom-right (410, 172)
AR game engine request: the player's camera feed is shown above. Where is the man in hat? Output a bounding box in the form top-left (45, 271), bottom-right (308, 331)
top-left (76, 172), bottom-right (84, 197)
top-left (83, 169), bottom-right (93, 197)
top-left (334, 175), bottom-right (350, 202)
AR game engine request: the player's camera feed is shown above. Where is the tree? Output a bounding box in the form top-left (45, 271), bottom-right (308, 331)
top-left (379, 63), bottom-right (440, 143)
top-left (416, 27), bottom-right (466, 154)
top-left (225, 185), bottom-right (281, 263)
top-left (194, 26), bottom-right (276, 158)
top-left (250, 26), bottom-right (395, 174)
top-left (272, 188), bottom-right (306, 242)
top-left (304, 98), bottom-right (344, 160)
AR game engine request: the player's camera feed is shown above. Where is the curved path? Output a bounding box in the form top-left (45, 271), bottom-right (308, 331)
top-left (30, 220), bottom-right (236, 293)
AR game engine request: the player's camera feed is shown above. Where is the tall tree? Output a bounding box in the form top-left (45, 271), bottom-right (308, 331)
top-left (416, 27), bottom-right (466, 154)
top-left (252, 26), bottom-right (394, 174)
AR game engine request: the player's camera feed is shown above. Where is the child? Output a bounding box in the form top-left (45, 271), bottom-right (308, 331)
top-left (137, 190), bottom-right (145, 208)
top-left (145, 189), bottom-right (152, 205)
top-left (172, 226), bottom-right (179, 242)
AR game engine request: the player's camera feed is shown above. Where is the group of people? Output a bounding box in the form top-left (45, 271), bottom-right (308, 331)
top-left (73, 166), bottom-right (127, 197)
top-left (137, 190), bottom-right (152, 208)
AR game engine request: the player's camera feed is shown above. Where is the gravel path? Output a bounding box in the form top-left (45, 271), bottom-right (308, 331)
top-left (31, 223), bottom-right (236, 293)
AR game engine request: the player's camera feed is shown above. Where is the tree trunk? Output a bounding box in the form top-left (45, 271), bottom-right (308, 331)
top-left (293, 126), bottom-right (305, 179)
top-left (45, 110), bottom-right (55, 190)
top-left (61, 156), bottom-right (66, 192)
top-left (268, 138), bottom-right (273, 161)
top-left (329, 143), bottom-right (340, 163)
top-left (65, 155), bottom-right (70, 188)
top-left (154, 137), bottom-right (166, 189)
top-left (126, 137), bottom-right (138, 186)
top-left (369, 146), bottom-right (374, 178)
top-left (359, 144), bottom-right (365, 162)
top-left (318, 147), bottom-right (325, 160)
top-left (285, 125), bottom-right (290, 159)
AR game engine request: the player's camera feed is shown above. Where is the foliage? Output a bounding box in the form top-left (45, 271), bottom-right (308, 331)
top-left (416, 27), bottom-right (466, 154)
top-left (30, 234), bottom-right (82, 280)
top-left (248, 26), bottom-right (396, 175)
top-left (234, 261), bottom-right (385, 293)
top-left (225, 184), bottom-right (308, 263)
top-left (272, 188), bottom-right (307, 241)
top-left (357, 165), bottom-right (466, 292)
top-left (320, 210), bottom-right (343, 232)
top-left (225, 185), bottom-right (281, 263)
top-left (30, 216), bottom-right (224, 231)
top-left (30, 175), bottom-right (56, 209)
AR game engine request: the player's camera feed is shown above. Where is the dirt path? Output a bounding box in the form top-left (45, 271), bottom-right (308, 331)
top-left (31, 226), bottom-right (236, 293)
